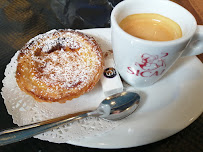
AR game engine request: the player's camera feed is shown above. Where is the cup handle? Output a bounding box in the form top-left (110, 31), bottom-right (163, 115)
top-left (181, 25), bottom-right (203, 57)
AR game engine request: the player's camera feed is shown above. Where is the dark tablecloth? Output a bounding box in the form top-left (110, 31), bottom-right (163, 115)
top-left (0, 0), bottom-right (202, 151)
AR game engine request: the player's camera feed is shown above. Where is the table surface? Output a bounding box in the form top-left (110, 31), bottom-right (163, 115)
top-left (0, 0), bottom-right (202, 151)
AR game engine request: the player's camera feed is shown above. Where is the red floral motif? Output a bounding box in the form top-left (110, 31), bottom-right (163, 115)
top-left (127, 53), bottom-right (168, 77)
top-left (135, 53), bottom-right (168, 70)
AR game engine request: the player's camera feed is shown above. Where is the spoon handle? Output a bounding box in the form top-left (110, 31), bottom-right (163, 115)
top-left (0, 111), bottom-right (90, 146)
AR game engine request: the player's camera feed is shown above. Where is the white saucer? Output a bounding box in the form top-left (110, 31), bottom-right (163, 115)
top-left (68, 28), bottom-right (203, 148)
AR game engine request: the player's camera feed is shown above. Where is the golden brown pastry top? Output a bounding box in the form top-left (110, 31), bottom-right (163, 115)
top-left (16, 29), bottom-right (104, 103)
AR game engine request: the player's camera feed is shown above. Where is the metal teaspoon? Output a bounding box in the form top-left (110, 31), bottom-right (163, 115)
top-left (0, 91), bottom-right (140, 146)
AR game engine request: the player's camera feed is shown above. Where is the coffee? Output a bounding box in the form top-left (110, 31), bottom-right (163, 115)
top-left (119, 13), bottom-right (182, 41)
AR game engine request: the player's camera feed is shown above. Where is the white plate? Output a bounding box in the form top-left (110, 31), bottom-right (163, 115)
top-left (67, 28), bottom-right (203, 148)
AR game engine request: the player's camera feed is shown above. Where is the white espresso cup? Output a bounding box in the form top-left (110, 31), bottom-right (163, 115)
top-left (111, 0), bottom-right (203, 87)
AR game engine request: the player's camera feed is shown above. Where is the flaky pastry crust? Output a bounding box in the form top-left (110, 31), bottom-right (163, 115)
top-left (16, 29), bottom-right (104, 103)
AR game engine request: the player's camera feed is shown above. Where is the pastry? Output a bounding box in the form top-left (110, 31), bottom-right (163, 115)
top-left (16, 29), bottom-right (104, 103)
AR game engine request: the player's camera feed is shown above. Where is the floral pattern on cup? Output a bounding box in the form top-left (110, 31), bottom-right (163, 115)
top-left (127, 53), bottom-right (168, 77)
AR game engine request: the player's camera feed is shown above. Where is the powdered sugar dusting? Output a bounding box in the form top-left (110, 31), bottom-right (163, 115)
top-left (17, 29), bottom-right (103, 102)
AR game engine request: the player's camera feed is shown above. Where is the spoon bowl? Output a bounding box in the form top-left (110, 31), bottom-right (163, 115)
top-left (91, 92), bottom-right (140, 120)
